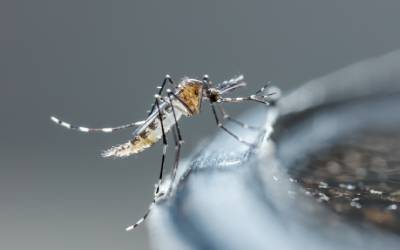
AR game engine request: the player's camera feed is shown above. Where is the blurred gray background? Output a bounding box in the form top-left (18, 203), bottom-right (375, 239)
top-left (2, 1), bottom-right (400, 249)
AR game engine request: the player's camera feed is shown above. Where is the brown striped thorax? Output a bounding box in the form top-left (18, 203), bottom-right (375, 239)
top-left (175, 78), bottom-right (204, 115)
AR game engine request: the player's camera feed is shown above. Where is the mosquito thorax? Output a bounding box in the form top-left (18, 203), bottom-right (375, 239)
top-left (177, 79), bottom-right (204, 115)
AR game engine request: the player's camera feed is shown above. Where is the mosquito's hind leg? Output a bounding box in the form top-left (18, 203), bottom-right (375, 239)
top-left (125, 191), bottom-right (165, 231)
top-left (50, 116), bottom-right (145, 133)
top-left (219, 82), bottom-right (281, 106)
top-left (125, 198), bottom-right (154, 231)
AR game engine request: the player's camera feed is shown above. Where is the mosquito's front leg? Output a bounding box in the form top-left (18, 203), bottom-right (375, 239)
top-left (216, 104), bottom-right (264, 131)
top-left (210, 103), bottom-right (256, 147)
top-left (218, 95), bottom-right (270, 105)
top-left (218, 82), bottom-right (280, 105)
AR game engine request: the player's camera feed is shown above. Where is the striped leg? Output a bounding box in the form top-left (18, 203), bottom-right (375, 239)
top-left (125, 191), bottom-right (165, 231)
top-left (210, 103), bottom-right (256, 147)
top-left (218, 82), bottom-right (280, 105)
top-left (147, 75), bottom-right (174, 116)
top-left (218, 94), bottom-right (274, 105)
top-left (216, 104), bottom-right (264, 131)
top-left (125, 198), bottom-right (154, 231)
top-left (154, 96), bottom-right (168, 195)
top-left (166, 91), bottom-right (184, 194)
top-left (126, 97), bottom-right (169, 231)
top-left (166, 91), bottom-right (184, 142)
top-left (50, 116), bottom-right (144, 133)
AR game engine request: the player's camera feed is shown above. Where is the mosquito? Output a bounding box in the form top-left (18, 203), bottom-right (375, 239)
top-left (50, 74), bottom-right (279, 231)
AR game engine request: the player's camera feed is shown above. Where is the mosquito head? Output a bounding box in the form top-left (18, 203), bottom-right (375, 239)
top-left (203, 75), bottom-right (247, 103)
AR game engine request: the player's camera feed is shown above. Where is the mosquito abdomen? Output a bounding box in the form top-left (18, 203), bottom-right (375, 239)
top-left (102, 107), bottom-right (184, 158)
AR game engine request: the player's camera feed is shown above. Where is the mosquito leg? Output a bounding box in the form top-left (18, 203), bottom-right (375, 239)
top-left (166, 125), bottom-right (182, 195)
top-left (166, 92), bottom-right (184, 194)
top-left (147, 75), bottom-right (174, 116)
top-left (126, 97), bottom-right (169, 231)
top-left (125, 197), bottom-right (154, 231)
top-left (210, 103), bottom-right (256, 147)
top-left (218, 81), bottom-right (279, 105)
top-left (50, 116), bottom-right (145, 133)
top-left (125, 190), bottom-right (165, 231)
top-left (154, 97), bottom-right (168, 195)
top-left (126, 77), bottom-right (200, 231)
top-left (219, 80), bottom-right (280, 106)
top-left (218, 95), bottom-right (274, 105)
top-left (255, 81), bottom-right (272, 95)
top-left (166, 92), bottom-right (184, 142)
top-left (216, 104), bottom-right (264, 131)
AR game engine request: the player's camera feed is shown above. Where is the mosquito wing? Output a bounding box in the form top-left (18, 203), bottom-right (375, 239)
top-left (102, 101), bottom-right (186, 158)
